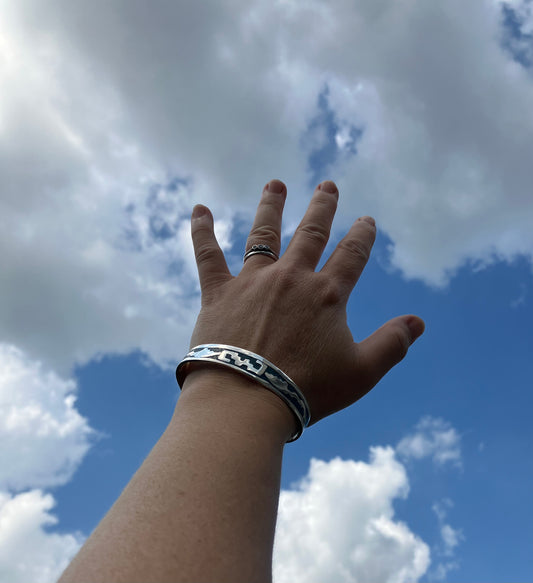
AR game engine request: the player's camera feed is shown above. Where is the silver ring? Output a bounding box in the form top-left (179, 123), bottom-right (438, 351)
top-left (243, 244), bottom-right (279, 263)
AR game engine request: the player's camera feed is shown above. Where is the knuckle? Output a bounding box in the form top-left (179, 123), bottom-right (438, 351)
top-left (248, 225), bottom-right (279, 246)
top-left (297, 222), bottom-right (330, 247)
top-left (322, 282), bottom-right (343, 306)
top-left (194, 243), bottom-right (220, 264)
top-left (191, 221), bottom-right (212, 238)
top-left (392, 327), bottom-right (410, 361)
top-left (338, 237), bottom-right (370, 263)
top-left (262, 194), bottom-right (285, 212)
top-left (314, 191), bottom-right (338, 207)
top-left (271, 265), bottom-right (299, 290)
top-left (201, 274), bottom-right (233, 304)
top-left (315, 274), bottom-right (343, 306)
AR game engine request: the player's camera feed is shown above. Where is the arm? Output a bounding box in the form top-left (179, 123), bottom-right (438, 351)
top-left (58, 179), bottom-right (424, 583)
top-left (58, 367), bottom-right (293, 583)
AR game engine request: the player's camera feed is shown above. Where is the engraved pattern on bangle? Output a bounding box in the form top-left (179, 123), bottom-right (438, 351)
top-left (176, 344), bottom-right (311, 442)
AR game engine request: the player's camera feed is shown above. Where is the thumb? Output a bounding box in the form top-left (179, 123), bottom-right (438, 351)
top-left (355, 315), bottom-right (425, 392)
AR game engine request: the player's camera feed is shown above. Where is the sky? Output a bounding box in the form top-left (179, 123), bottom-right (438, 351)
top-left (0, 0), bottom-right (532, 581)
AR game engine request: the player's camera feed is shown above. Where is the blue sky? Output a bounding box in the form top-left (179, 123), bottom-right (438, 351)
top-left (0, 1), bottom-right (532, 581)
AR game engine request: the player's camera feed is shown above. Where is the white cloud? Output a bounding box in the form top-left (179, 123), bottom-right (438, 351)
top-left (0, 344), bottom-right (95, 492)
top-left (441, 523), bottom-right (463, 556)
top-left (274, 419), bottom-right (464, 582)
top-left (430, 499), bottom-right (465, 580)
top-left (0, 489), bottom-right (83, 583)
top-left (0, 346), bottom-right (93, 581)
top-left (1, 0), bottom-right (533, 375)
top-left (396, 416), bottom-right (462, 468)
top-left (273, 448), bottom-right (430, 583)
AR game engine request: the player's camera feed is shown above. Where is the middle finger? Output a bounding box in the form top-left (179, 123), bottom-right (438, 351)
top-left (282, 181), bottom-right (338, 270)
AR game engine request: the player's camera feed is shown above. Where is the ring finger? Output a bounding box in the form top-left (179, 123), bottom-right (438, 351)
top-left (242, 179), bottom-right (287, 269)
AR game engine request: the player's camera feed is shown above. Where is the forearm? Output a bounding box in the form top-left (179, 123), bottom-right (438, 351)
top-left (58, 368), bottom-right (294, 583)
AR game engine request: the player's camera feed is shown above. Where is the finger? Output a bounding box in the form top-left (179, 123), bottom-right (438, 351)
top-left (353, 315), bottom-right (425, 393)
top-left (283, 181), bottom-right (338, 270)
top-left (242, 179), bottom-right (286, 270)
top-left (191, 204), bottom-right (232, 296)
top-left (320, 215), bottom-right (376, 298)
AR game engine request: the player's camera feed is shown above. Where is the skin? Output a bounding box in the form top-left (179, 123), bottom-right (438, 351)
top-left (57, 179), bottom-right (424, 583)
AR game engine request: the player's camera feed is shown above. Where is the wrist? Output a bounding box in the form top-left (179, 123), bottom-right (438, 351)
top-left (174, 363), bottom-right (297, 445)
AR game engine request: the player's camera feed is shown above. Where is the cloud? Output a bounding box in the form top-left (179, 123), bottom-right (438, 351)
top-left (0, 489), bottom-right (83, 583)
top-left (0, 345), bottom-right (92, 581)
top-left (274, 418), bottom-right (464, 582)
top-left (1, 0), bottom-right (533, 376)
top-left (430, 499), bottom-right (465, 580)
top-left (273, 448), bottom-right (430, 583)
top-left (0, 344), bottom-right (96, 492)
top-left (396, 416), bottom-right (462, 468)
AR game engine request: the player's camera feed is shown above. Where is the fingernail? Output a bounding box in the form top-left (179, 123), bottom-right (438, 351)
top-left (267, 179), bottom-right (285, 194)
top-left (192, 205), bottom-right (208, 220)
top-left (405, 316), bottom-right (425, 343)
top-left (319, 181), bottom-right (338, 195)
top-left (358, 216), bottom-right (375, 226)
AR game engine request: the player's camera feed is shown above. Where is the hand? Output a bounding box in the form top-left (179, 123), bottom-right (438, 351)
top-left (185, 179), bottom-right (424, 425)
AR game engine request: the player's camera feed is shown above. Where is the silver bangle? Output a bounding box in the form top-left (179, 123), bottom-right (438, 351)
top-left (176, 344), bottom-right (311, 442)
